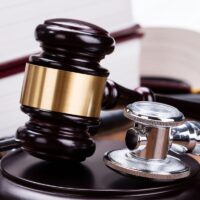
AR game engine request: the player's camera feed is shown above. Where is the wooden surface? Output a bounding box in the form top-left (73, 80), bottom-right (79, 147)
top-left (0, 139), bottom-right (199, 200)
top-left (189, 154), bottom-right (200, 164)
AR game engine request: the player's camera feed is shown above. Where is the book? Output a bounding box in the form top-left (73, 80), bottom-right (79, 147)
top-left (140, 27), bottom-right (200, 88)
top-left (0, 0), bottom-right (134, 63)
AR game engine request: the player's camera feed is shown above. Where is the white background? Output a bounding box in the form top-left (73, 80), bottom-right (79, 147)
top-left (132, 0), bottom-right (200, 31)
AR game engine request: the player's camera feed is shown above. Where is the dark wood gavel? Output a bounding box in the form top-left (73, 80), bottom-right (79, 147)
top-left (15, 19), bottom-right (154, 162)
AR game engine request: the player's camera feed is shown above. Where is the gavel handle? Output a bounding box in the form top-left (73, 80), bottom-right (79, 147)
top-left (102, 80), bottom-right (200, 120)
top-left (102, 80), bottom-right (155, 110)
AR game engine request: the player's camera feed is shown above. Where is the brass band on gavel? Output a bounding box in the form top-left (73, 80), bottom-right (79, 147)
top-left (20, 63), bottom-right (106, 118)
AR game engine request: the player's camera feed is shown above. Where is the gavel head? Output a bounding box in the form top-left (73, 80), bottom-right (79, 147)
top-left (16, 19), bottom-right (115, 162)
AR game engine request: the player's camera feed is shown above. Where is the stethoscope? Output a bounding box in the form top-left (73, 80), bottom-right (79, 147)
top-left (104, 101), bottom-right (200, 180)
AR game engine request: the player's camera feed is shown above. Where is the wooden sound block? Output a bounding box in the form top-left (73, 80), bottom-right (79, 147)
top-left (0, 141), bottom-right (200, 200)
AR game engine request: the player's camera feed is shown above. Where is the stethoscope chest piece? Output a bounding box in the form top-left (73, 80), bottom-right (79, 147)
top-left (104, 101), bottom-right (190, 180)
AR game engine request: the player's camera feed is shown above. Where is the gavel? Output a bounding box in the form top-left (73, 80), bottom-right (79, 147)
top-left (16, 19), bottom-right (153, 162)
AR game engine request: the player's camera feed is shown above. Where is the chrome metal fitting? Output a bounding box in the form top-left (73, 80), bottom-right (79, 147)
top-left (104, 101), bottom-right (190, 180)
top-left (171, 121), bottom-right (200, 155)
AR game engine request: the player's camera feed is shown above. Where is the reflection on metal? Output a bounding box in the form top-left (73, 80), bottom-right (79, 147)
top-left (104, 101), bottom-right (190, 180)
top-left (21, 63), bottom-right (106, 117)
